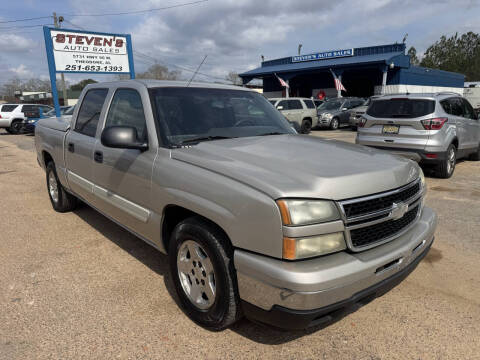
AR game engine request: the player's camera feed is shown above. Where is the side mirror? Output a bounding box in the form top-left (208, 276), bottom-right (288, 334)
top-left (342, 107), bottom-right (348, 111)
top-left (276, 105), bottom-right (284, 110)
top-left (101, 126), bottom-right (148, 151)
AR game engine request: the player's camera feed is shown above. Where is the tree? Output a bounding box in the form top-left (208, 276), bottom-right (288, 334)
top-left (225, 71), bottom-right (242, 85)
top-left (136, 64), bottom-right (180, 80)
top-left (70, 79), bottom-right (97, 91)
top-left (420, 32), bottom-right (480, 81)
top-left (0, 77), bottom-right (65, 101)
top-left (407, 46), bottom-right (419, 66)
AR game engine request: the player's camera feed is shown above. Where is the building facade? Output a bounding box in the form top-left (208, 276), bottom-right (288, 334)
top-left (239, 44), bottom-right (465, 98)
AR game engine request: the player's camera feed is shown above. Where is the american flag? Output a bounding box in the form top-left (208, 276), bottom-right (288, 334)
top-left (275, 73), bottom-right (289, 88)
top-left (330, 69), bottom-right (346, 92)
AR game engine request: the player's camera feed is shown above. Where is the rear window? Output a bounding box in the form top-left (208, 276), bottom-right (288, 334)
top-left (304, 100), bottom-right (315, 109)
top-left (1, 105), bottom-right (18, 112)
top-left (367, 99), bottom-right (435, 118)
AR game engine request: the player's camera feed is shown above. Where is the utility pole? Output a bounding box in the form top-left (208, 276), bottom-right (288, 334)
top-left (53, 12), bottom-right (68, 107)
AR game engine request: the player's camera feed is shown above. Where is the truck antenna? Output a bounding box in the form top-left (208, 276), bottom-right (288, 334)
top-left (187, 55), bottom-right (208, 87)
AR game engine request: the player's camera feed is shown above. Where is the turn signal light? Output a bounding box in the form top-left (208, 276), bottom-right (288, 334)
top-left (421, 117), bottom-right (447, 130)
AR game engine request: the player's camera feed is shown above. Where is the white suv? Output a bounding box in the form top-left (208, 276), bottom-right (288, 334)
top-left (268, 98), bottom-right (318, 133)
top-left (0, 103), bottom-right (53, 134)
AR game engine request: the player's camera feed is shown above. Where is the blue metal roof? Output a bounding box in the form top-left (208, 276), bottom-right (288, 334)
top-left (240, 52), bottom-right (410, 79)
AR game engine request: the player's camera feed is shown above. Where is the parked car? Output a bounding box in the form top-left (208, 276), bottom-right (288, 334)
top-left (44, 106), bottom-right (73, 118)
top-left (0, 103), bottom-right (53, 134)
top-left (317, 97), bottom-right (365, 129)
top-left (349, 96), bottom-right (381, 130)
top-left (35, 80), bottom-right (436, 330)
top-left (269, 97), bottom-right (318, 133)
top-left (356, 93), bottom-right (480, 178)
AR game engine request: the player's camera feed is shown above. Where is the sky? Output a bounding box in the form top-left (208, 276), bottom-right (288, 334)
top-left (1, 0), bottom-right (479, 87)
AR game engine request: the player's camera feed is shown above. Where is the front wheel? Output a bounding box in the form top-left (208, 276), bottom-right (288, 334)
top-left (330, 117), bottom-right (339, 130)
top-left (169, 217), bottom-right (242, 330)
top-left (46, 162), bottom-right (77, 212)
top-left (437, 144), bottom-right (456, 178)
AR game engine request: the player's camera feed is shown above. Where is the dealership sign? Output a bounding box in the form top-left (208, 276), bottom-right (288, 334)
top-left (292, 49), bottom-right (354, 63)
top-left (43, 27), bottom-right (135, 116)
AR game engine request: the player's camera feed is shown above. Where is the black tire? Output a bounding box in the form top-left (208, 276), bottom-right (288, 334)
top-left (468, 144), bottom-right (480, 161)
top-left (300, 118), bottom-right (312, 134)
top-left (330, 117), bottom-right (339, 130)
top-left (46, 162), bottom-right (77, 212)
top-left (436, 144), bottom-right (456, 179)
top-left (9, 120), bottom-right (23, 135)
top-left (169, 217), bottom-right (242, 330)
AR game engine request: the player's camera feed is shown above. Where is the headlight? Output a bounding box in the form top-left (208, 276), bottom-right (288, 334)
top-left (283, 233), bottom-right (346, 260)
top-left (419, 167), bottom-right (425, 189)
top-left (323, 113), bottom-right (333, 120)
top-left (276, 199), bottom-right (340, 226)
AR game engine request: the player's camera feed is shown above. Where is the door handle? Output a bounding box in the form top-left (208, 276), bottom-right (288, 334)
top-left (68, 143), bottom-right (74, 153)
top-left (94, 151), bottom-right (103, 163)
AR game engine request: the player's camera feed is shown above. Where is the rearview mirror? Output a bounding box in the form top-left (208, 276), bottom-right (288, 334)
top-left (276, 105), bottom-right (284, 110)
top-left (101, 126), bottom-right (148, 151)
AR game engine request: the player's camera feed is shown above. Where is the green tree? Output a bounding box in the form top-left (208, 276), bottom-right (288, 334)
top-left (420, 32), bottom-right (480, 81)
top-left (70, 79), bottom-right (98, 91)
top-left (407, 46), bottom-right (419, 66)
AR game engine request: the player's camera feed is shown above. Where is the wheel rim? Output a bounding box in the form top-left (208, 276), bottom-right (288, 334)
top-left (332, 119), bottom-right (338, 129)
top-left (48, 171), bottom-right (59, 203)
top-left (177, 240), bottom-right (216, 310)
top-left (447, 148), bottom-right (455, 174)
top-left (12, 122), bottom-right (21, 132)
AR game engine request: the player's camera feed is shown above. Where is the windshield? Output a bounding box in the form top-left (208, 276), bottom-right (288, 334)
top-left (150, 87), bottom-right (295, 146)
top-left (318, 99), bottom-right (343, 111)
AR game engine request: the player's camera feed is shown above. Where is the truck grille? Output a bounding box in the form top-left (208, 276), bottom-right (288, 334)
top-left (339, 179), bottom-right (423, 251)
top-left (350, 205), bottom-right (419, 248)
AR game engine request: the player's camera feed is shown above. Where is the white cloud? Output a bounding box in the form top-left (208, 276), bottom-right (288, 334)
top-left (9, 64), bottom-right (34, 78)
top-left (0, 34), bottom-right (35, 53)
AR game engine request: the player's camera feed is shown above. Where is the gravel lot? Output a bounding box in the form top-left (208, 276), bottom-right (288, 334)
top-left (1, 129), bottom-right (479, 360)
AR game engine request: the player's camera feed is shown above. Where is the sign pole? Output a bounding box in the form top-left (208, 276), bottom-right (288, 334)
top-left (126, 34), bottom-right (135, 79)
top-left (43, 26), bottom-right (62, 118)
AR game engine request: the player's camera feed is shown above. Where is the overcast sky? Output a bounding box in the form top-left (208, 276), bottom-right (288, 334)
top-left (1, 0), bottom-right (479, 86)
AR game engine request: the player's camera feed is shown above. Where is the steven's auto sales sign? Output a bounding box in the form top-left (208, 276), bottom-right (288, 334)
top-left (51, 30), bottom-right (130, 73)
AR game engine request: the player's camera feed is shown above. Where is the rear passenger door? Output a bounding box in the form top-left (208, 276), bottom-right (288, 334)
top-left (65, 88), bottom-right (109, 203)
top-left (91, 88), bottom-right (157, 238)
top-left (461, 98), bottom-right (480, 150)
top-left (448, 97), bottom-right (470, 151)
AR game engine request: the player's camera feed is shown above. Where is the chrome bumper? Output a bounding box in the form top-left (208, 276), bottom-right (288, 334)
top-left (235, 206), bottom-right (437, 311)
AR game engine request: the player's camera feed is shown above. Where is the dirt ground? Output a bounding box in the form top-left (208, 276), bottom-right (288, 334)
top-left (1, 130), bottom-right (479, 360)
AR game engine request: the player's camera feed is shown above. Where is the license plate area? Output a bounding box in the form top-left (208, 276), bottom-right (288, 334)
top-left (382, 125), bottom-right (400, 134)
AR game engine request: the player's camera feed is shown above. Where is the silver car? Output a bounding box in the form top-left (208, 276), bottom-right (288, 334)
top-left (356, 93), bottom-right (480, 178)
top-left (349, 96), bottom-right (381, 130)
top-left (317, 97), bottom-right (365, 130)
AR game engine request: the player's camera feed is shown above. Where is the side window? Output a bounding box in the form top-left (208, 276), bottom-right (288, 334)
top-left (343, 101), bottom-right (351, 109)
top-left (277, 100), bottom-right (288, 110)
top-left (304, 100), bottom-right (315, 109)
top-left (288, 100), bottom-right (302, 110)
top-left (105, 89), bottom-right (147, 141)
top-left (461, 98), bottom-right (476, 120)
top-left (74, 89), bottom-right (108, 137)
top-left (441, 99), bottom-right (452, 115)
top-left (449, 98), bottom-right (464, 117)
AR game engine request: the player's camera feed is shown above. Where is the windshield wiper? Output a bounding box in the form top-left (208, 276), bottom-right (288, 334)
top-left (180, 135), bottom-right (234, 145)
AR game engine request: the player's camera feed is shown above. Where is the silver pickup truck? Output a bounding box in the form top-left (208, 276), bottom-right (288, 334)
top-left (35, 80), bottom-right (437, 330)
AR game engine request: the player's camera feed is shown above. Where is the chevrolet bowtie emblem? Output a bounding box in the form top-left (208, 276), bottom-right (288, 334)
top-left (390, 202), bottom-right (409, 220)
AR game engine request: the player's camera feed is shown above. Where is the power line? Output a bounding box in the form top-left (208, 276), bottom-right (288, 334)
top-left (0, 15), bottom-right (52, 24)
top-left (63, 0), bottom-right (208, 17)
top-left (0, 23), bottom-right (52, 31)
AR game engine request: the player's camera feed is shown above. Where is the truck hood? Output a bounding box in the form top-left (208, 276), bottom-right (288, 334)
top-left (171, 134), bottom-right (419, 200)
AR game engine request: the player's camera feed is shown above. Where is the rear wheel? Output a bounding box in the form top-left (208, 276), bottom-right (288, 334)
top-left (9, 120), bottom-right (22, 134)
top-left (437, 144), bottom-right (456, 178)
top-left (330, 117), bottom-right (339, 130)
top-left (169, 217), bottom-right (242, 330)
top-left (300, 118), bottom-right (312, 134)
top-left (46, 162), bottom-right (77, 212)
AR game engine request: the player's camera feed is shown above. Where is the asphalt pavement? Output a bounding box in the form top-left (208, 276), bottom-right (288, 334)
top-left (1, 129), bottom-right (479, 359)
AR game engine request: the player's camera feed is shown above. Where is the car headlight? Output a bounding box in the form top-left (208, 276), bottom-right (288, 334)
top-left (276, 199), bottom-right (340, 226)
top-left (419, 167), bottom-right (425, 189)
top-left (323, 113), bottom-right (333, 120)
top-left (283, 233), bottom-right (346, 260)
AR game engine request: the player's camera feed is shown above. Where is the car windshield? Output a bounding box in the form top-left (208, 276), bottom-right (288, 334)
top-left (318, 100), bottom-right (342, 111)
top-left (150, 87), bottom-right (295, 146)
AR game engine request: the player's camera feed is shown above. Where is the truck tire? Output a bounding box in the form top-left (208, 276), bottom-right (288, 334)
top-left (300, 118), bottom-right (312, 134)
top-left (330, 117), bottom-right (339, 130)
top-left (437, 144), bottom-right (456, 179)
top-left (46, 162), bottom-right (77, 212)
top-left (169, 217), bottom-right (242, 330)
top-left (9, 120), bottom-right (23, 135)
top-left (468, 144), bottom-right (480, 161)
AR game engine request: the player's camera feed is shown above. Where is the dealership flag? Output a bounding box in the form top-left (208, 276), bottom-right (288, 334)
top-left (329, 69), bottom-right (346, 92)
top-left (275, 73), bottom-right (289, 88)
